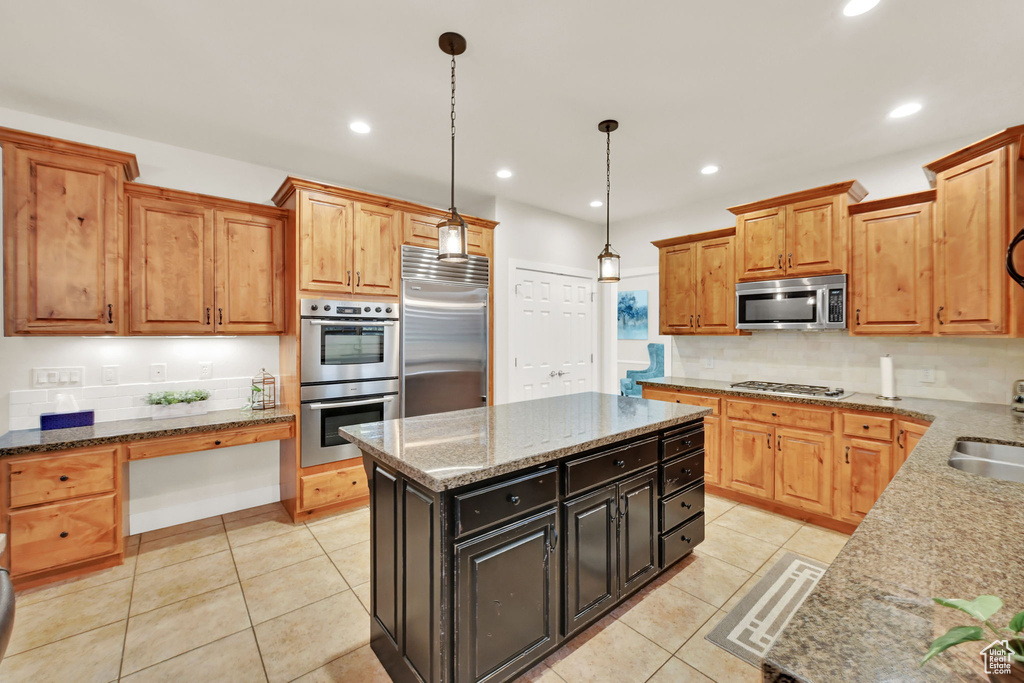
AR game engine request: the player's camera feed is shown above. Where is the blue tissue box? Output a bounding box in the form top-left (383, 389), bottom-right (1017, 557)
top-left (40, 410), bottom-right (95, 431)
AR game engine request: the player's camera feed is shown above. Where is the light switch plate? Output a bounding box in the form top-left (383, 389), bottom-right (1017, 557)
top-left (32, 366), bottom-right (85, 388)
top-left (198, 361), bottom-right (213, 380)
top-left (150, 363), bottom-right (167, 382)
top-left (102, 365), bottom-right (119, 386)
top-left (920, 367), bottom-right (936, 383)
top-left (701, 358), bottom-right (714, 369)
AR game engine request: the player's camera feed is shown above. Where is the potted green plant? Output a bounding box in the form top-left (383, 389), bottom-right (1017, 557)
top-left (145, 389), bottom-right (212, 420)
top-left (922, 595), bottom-right (1024, 681)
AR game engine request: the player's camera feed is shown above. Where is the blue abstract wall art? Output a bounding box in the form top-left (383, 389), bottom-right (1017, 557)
top-left (617, 290), bottom-right (649, 340)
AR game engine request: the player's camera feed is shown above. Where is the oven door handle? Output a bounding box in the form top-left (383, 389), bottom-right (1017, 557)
top-left (306, 396), bottom-right (396, 410)
top-left (305, 320), bottom-right (396, 327)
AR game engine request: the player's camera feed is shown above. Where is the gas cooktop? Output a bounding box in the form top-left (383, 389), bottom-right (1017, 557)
top-left (729, 381), bottom-right (853, 400)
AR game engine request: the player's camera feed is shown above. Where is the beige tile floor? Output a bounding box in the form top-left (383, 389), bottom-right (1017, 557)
top-left (0, 494), bottom-right (850, 683)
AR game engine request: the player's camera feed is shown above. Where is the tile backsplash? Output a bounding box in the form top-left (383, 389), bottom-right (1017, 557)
top-left (7, 376), bottom-right (266, 431)
top-left (671, 332), bottom-right (1024, 405)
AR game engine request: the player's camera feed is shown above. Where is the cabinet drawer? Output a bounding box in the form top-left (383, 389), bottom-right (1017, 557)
top-left (643, 389), bottom-right (722, 415)
top-left (9, 493), bottom-right (119, 576)
top-left (7, 446), bottom-right (118, 509)
top-left (661, 451), bottom-right (704, 496)
top-left (299, 463), bottom-right (368, 511)
top-left (842, 413), bottom-right (893, 441)
top-left (455, 468), bottom-right (557, 537)
top-left (127, 421), bottom-right (294, 460)
top-left (565, 437), bottom-right (658, 496)
top-left (660, 482), bottom-right (705, 532)
top-left (660, 512), bottom-right (705, 568)
top-left (726, 399), bottom-right (833, 431)
top-left (662, 426), bottom-right (704, 461)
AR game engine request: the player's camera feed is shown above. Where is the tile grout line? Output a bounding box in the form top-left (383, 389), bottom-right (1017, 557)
top-left (117, 535), bottom-right (143, 681)
top-left (223, 520), bottom-right (272, 683)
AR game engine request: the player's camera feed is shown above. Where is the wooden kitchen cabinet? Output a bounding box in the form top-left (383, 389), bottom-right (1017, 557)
top-left (215, 209), bottom-right (286, 333)
top-left (723, 419), bottom-right (775, 499)
top-left (703, 415), bottom-right (721, 485)
top-left (894, 419), bottom-right (929, 471)
top-left (297, 190), bottom-right (355, 294)
top-left (849, 192), bottom-right (935, 336)
top-left (658, 242), bottom-right (696, 334)
top-left (774, 427), bottom-right (833, 515)
top-left (1, 128), bottom-right (139, 335)
top-left (836, 437), bottom-right (891, 524)
top-left (654, 229), bottom-right (740, 336)
top-left (735, 207), bottom-right (786, 281)
top-left (695, 235), bottom-right (736, 333)
top-left (786, 195), bottom-right (843, 277)
top-left (352, 203), bottom-right (400, 296)
top-left (403, 211), bottom-right (493, 258)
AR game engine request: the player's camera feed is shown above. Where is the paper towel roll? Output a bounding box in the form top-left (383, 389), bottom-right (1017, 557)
top-left (880, 355), bottom-right (895, 398)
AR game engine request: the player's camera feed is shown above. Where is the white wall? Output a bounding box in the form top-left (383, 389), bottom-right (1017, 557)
top-left (616, 267), bottom-right (672, 387)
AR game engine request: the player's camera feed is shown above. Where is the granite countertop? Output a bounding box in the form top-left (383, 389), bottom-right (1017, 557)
top-left (0, 407), bottom-right (295, 457)
top-left (640, 376), bottom-right (1024, 681)
top-left (339, 392), bottom-right (709, 492)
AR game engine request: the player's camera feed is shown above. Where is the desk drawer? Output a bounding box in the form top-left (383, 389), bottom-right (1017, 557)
top-left (660, 482), bottom-right (705, 532)
top-left (660, 513), bottom-right (705, 568)
top-left (299, 462), bottom-right (368, 511)
top-left (455, 468), bottom-right (557, 537)
top-left (662, 427), bottom-right (704, 461)
top-left (7, 446), bottom-right (118, 509)
top-left (565, 437), bottom-right (658, 496)
top-left (644, 389), bottom-right (722, 415)
top-left (726, 400), bottom-right (833, 431)
top-left (842, 413), bottom-right (893, 441)
top-left (128, 421), bottom-right (294, 460)
top-left (9, 493), bottom-right (119, 576)
top-left (661, 451), bottom-right (704, 496)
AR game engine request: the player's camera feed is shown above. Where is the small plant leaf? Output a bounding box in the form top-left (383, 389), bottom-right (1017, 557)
top-left (933, 596), bottom-right (1003, 621)
top-left (920, 626), bottom-right (985, 666)
top-left (1010, 611), bottom-right (1024, 634)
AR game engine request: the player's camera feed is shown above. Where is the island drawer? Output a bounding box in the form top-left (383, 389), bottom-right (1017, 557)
top-left (564, 437), bottom-right (658, 496)
top-left (660, 512), bottom-right (705, 567)
top-left (660, 482), bottom-right (705, 532)
top-left (8, 492), bottom-right (119, 576)
top-left (726, 399), bottom-right (833, 431)
top-left (6, 446), bottom-right (118, 509)
top-left (842, 413), bottom-right (893, 441)
top-left (455, 467), bottom-right (557, 537)
top-left (662, 426), bottom-right (704, 461)
top-left (660, 450), bottom-right (704, 496)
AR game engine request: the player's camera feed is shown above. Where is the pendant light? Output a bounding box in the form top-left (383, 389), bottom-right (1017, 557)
top-left (437, 32), bottom-right (469, 263)
top-left (597, 119), bottom-right (620, 283)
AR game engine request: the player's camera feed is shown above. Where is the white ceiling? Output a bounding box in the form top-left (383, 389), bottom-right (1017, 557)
top-left (0, 1), bottom-right (1021, 222)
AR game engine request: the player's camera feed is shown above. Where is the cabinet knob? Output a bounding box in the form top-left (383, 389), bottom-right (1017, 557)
top-left (771, 412), bottom-right (777, 417)
top-left (59, 475), bottom-right (69, 482)
top-left (681, 535), bottom-right (691, 544)
top-left (681, 501), bottom-right (692, 509)
top-left (682, 468), bottom-right (692, 476)
top-left (862, 424), bottom-right (869, 429)
top-left (682, 440), bottom-right (691, 447)
top-left (214, 440), bottom-right (222, 446)
top-left (614, 459), bottom-right (626, 468)
top-left (508, 495), bottom-right (521, 505)
top-left (60, 531), bottom-right (69, 538)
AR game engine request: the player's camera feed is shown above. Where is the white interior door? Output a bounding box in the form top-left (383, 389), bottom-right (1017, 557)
top-left (512, 268), bottom-right (594, 402)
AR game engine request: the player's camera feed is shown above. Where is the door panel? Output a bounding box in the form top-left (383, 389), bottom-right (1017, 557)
top-left (695, 237), bottom-right (735, 334)
top-left (736, 208), bottom-right (786, 281)
top-left (773, 427), bottom-right (832, 515)
top-left (837, 438), bottom-right (891, 523)
top-left (785, 197), bottom-right (843, 277)
top-left (703, 416), bottom-right (721, 486)
top-left (723, 419), bottom-right (774, 499)
top-left (850, 201), bottom-right (934, 335)
top-left (215, 210), bottom-right (285, 333)
top-left (618, 469), bottom-right (658, 593)
top-left (894, 420), bottom-right (929, 472)
top-left (353, 203), bottom-right (399, 296)
top-left (563, 485), bottom-right (617, 633)
top-left (299, 191), bottom-right (353, 294)
top-left (660, 244), bottom-right (695, 334)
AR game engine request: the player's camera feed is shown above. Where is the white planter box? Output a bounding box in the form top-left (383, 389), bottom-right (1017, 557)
top-left (150, 401), bottom-right (209, 420)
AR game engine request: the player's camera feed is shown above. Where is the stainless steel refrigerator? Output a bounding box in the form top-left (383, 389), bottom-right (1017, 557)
top-left (401, 245), bottom-right (489, 417)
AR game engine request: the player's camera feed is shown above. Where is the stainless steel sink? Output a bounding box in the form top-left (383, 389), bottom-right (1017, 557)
top-left (948, 440), bottom-right (1024, 484)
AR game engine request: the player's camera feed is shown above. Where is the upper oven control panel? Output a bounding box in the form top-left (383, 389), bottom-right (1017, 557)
top-left (301, 299), bottom-right (400, 319)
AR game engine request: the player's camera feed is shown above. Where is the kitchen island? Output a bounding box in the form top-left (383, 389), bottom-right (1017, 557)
top-left (339, 392), bottom-right (709, 683)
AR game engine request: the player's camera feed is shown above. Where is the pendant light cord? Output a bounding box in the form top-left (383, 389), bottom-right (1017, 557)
top-left (605, 129), bottom-right (611, 246)
top-left (450, 54), bottom-right (457, 212)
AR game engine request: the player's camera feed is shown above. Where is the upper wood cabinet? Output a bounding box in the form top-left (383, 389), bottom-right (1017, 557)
top-left (729, 181), bottom-right (867, 282)
top-left (297, 190), bottom-right (354, 294)
top-left (654, 229), bottom-right (739, 336)
top-left (403, 211), bottom-right (493, 258)
top-left (127, 184), bottom-right (286, 335)
top-left (352, 203), bottom-right (400, 296)
top-left (849, 191), bottom-right (935, 336)
top-left (1, 128), bottom-right (139, 335)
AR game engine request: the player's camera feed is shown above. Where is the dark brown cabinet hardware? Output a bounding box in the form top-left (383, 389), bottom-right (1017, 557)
top-left (214, 440), bottom-right (222, 446)
top-left (508, 494), bottom-right (521, 505)
top-left (771, 411), bottom-right (777, 417)
top-left (937, 306), bottom-right (945, 324)
top-left (205, 307), bottom-right (211, 325)
top-left (767, 433), bottom-right (771, 448)
top-left (863, 424), bottom-right (869, 430)
top-left (681, 501), bottom-right (692, 509)
top-left (898, 429), bottom-right (905, 449)
top-left (682, 468), bottom-right (692, 476)
top-left (856, 308), bottom-right (861, 325)
top-left (218, 308), bottom-right (223, 324)
top-left (778, 253), bottom-right (783, 268)
top-left (346, 270), bottom-right (352, 286)
top-left (356, 271), bottom-right (361, 286)
top-left (845, 446), bottom-right (851, 464)
top-left (107, 304), bottom-right (113, 324)
top-left (696, 314), bottom-right (701, 327)
top-left (614, 459), bottom-right (626, 468)
top-left (788, 252), bottom-right (793, 268)
top-left (681, 534), bottom-right (691, 543)
top-left (777, 435), bottom-right (782, 451)
top-left (689, 314), bottom-right (693, 327)
top-left (59, 475), bottom-right (69, 482)
top-left (59, 531), bottom-right (68, 538)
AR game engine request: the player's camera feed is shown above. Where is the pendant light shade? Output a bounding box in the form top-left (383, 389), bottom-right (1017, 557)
top-left (597, 119), bottom-right (620, 283)
top-left (437, 32), bottom-right (469, 263)
top-left (598, 243), bottom-right (620, 283)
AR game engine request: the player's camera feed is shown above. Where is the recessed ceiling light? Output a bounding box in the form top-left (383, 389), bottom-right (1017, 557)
top-left (843, 0), bottom-right (880, 17)
top-left (701, 165), bottom-right (720, 175)
top-left (349, 121), bottom-right (371, 134)
top-left (888, 102), bottom-right (922, 119)
top-left (590, 200), bottom-right (603, 208)
top-left (496, 169), bottom-right (513, 179)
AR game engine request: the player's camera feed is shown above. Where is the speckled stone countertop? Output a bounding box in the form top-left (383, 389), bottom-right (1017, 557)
top-left (0, 407), bottom-right (295, 457)
top-left (339, 392), bottom-right (708, 492)
top-left (640, 376), bottom-right (1024, 681)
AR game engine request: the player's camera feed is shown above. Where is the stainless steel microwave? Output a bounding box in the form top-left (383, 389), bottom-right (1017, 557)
top-left (735, 274), bottom-right (846, 330)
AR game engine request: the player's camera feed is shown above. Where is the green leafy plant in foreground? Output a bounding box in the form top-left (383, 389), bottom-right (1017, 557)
top-left (144, 389), bottom-right (212, 406)
top-left (921, 595), bottom-right (1024, 666)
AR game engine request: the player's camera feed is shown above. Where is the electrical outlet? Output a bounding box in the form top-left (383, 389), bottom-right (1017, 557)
top-left (150, 363), bottom-right (167, 382)
top-left (102, 365), bottom-right (119, 386)
top-left (920, 367), bottom-right (936, 384)
top-left (701, 358), bottom-right (714, 369)
top-left (198, 361), bottom-right (213, 380)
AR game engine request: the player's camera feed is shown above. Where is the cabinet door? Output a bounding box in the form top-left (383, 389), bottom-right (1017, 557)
top-left (353, 203), bottom-right (400, 296)
top-left (456, 509), bottom-right (558, 683)
top-left (298, 190), bottom-right (353, 294)
top-left (894, 420), bottom-right (928, 472)
top-left (735, 207), bottom-right (786, 281)
top-left (659, 243), bottom-right (695, 334)
top-left (850, 201), bottom-right (934, 335)
top-left (618, 469), bottom-right (658, 595)
top-left (563, 485), bottom-right (617, 633)
top-left (214, 210), bottom-right (285, 334)
top-left (773, 427), bottom-right (832, 515)
top-left (6, 147), bottom-right (121, 334)
top-left (935, 148), bottom-right (1008, 334)
top-left (695, 236), bottom-right (735, 334)
top-left (836, 437), bottom-right (891, 523)
top-left (9, 492), bottom-right (119, 576)
top-left (722, 419), bottom-right (774, 499)
top-left (785, 196), bottom-right (844, 277)
top-left (703, 416), bottom-right (721, 486)
top-left (129, 194), bottom-right (214, 334)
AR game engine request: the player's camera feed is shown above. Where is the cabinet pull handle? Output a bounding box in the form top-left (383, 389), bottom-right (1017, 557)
top-left (788, 252), bottom-right (793, 268)
top-left (845, 446), bottom-right (850, 464)
top-left (59, 475), bottom-right (69, 482)
top-left (767, 433), bottom-right (771, 449)
top-left (206, 307), bottom-right (211, 325)
top-left (60, 531), bottom-right (69, 538)
top-left (681, 501), bottom-right (692, 509)
top-left (689, 314), bottom-right (693, 328)
top-left (356, 271), bottom-right (361, 287)
top-left (107, 304), bottom-right (113, 324)
top-left (347, 270), bottom-right (352, 286)
top-left (621, 494), bottom-right (629, 519)
top-left (897, 429), bottom-right (904, 449)
top-left (682, 468), bottom-right (692, 476)
top-left (856, 309), bottom-right (861, 325)
top-left (681, 534), bottom-right (692, 544)
top-left (218, 308), bottom-right (223, 324)
top-left (551, 528), bottom-right (558, 549)
top-left (696, 314), bottom-right (701, 328)
top-left (777, 435), bottom-right (781, 451)
top-left (508, 494), bottom-right (521, 505)
top-left (614, 459), bottom-right (626, 468)
top-left (778, 254), bottom-right (783, 269)
top-left (936, 306), bottom-right (944, 325)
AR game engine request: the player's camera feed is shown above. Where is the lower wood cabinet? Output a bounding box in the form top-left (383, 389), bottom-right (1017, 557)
top-left (836, 437), bottom-right (892, 524)
top-left (773, 427), bottom-right (832, 515)
top-left (703, 416), bottom-right (721, 486)
top-left (895, 420), bottom-right (929, 471)
top-left (8, 492), bottom-right (119, 576)
top-left (723, 419), bottom-right (775, 499)
top-left (6, 446), bottom-right (118, 508)
top-left (299, 463), bottom-right (368, 510)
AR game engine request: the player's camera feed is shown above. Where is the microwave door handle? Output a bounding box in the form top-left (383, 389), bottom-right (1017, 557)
top-left (1007, 227), bottom-right (1024, 288)
top-left (816, 288), bottom-right (827, 325)
top-left (307, 396), bottom-right (396, 410)
top-left (305, 320), bottom-right (396, 327)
